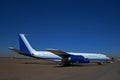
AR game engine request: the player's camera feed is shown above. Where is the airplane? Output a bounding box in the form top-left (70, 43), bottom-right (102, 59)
top-left (8, 34), bottom-right (110, 66)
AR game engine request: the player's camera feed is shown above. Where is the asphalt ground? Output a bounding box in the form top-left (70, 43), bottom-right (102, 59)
top-left (0, 58), bottom-right (120, 80)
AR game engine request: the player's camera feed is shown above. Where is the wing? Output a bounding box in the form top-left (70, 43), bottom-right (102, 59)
top-left (47, 49), bottom-right (71, 66)
top-left (47, 49), bottom-right (70, 58)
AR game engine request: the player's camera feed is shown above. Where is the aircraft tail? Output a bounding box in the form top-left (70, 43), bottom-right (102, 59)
top-left (9, 34), bottom-right (35, 56)
top-left (18, 34), bottom-right (35, 55)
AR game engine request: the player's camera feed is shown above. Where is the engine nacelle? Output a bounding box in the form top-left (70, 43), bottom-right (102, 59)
top-left (69, 55), bottom-right (84, 62)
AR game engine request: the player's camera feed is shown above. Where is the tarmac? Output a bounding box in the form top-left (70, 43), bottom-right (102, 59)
top-left (0, 57), bottom-right (120, 80)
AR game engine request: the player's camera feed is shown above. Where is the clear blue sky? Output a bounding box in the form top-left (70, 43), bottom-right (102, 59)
top-left (0, 0), bottom-right (120, 57)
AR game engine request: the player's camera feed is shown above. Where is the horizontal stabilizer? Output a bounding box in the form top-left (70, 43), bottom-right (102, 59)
top-left (8, 47), bottom-right (29, 56)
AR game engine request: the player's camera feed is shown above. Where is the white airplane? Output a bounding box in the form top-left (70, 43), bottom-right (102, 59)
top-left (9, 34), bottom-right (110, 66)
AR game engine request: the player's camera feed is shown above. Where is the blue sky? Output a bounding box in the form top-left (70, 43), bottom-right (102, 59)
top-left (0, 0), bottom-right (120, 57)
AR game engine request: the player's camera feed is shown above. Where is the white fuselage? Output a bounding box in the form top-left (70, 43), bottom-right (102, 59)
top-left (33, 50), bottom-right (109, 61)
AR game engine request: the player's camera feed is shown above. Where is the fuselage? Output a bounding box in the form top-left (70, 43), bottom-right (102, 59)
top-left (33, 50), bottom-right (109, 61)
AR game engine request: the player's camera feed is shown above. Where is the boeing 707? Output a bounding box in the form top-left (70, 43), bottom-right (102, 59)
top-left (8, 34), bottom-right (110, 66)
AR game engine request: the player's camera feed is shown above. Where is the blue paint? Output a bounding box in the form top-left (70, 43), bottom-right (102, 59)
top-left (70, 55), bottom-right (84, 62)
top-left (19, 35), bottom-right (31, 55)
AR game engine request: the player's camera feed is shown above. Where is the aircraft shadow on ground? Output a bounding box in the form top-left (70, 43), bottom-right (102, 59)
top-left (22, 62), bottom-right (55, 65)
top-left (54, 63), bottom-right (103, 68)
top-left (20, 61), bottom-right (104, 67)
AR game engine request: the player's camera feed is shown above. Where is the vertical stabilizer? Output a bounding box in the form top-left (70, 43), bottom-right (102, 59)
top-left (19, 34), bottom-right (35, 55)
